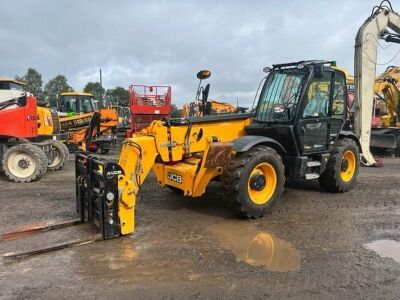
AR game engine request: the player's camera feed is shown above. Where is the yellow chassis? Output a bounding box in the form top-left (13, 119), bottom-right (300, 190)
top-left (116, 116), bottom-right (252, 234)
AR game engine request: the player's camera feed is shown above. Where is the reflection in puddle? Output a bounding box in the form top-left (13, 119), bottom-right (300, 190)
top-left (209, 221), bottom-right (300, 272)
top-left (88, 239), bottom-right (138, 270)
top-left (364, 240), bottom-right (400, 263)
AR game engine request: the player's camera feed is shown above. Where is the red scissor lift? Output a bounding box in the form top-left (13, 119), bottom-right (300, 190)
top-left (127, 85), bottom-right (172, 137)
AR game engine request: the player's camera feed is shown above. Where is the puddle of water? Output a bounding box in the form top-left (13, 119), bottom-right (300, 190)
top-left (364, 239), bottom-right (400, 264)
top-left (88, 239), bottom-right (139, 271)
top-left (208, 221), bottom-right (300, 272)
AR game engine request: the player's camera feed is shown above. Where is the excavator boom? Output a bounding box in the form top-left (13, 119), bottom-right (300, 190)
top-left (354, 3), bottom-right (400, 165)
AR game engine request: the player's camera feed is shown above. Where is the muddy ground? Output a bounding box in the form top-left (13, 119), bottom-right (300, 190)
top-left (1, 150), bottom-right (400, 299)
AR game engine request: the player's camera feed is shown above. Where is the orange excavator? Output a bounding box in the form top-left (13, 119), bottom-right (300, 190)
top-left (182, 71), bottom-right (247, 117)
top-left (57, 92), bottom-right (118, 154)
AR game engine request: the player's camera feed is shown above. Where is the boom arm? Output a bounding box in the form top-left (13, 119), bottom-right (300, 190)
top-left (354, 4), bottom-right (400, 165)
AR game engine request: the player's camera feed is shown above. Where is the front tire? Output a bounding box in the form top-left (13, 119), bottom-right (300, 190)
top-left (221, 146), bottom-right (285, 218)
top-left (2, 144), bottom-right (47, 183)
top-left (319, 138), bottom-right (359, 192)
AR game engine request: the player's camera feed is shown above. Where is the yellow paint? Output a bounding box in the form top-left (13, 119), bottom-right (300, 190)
top-left (247, 162), bottom-right (277, 205)
top-left (118, 174), bottom-right (136, 235)
top-left (61, 91), bottom-right (94, 97)
top-left (36, 106), bottom-right (54, 135)
top-left (116, 115), bottom-right (252, 232)
top-left (341, 150), bottom-right (356, 182)
top-left (374, 80), bottom-right (400, 127)
top-left (118, 136), bottom-right (159, 190)
top-left (182, 99), bottom-right (239, 117)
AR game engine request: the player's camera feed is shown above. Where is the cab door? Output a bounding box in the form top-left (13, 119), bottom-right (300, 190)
top-left (329, 70), bottom-right (347, 145)
top-left (297, 70), bottom-right (334, 154)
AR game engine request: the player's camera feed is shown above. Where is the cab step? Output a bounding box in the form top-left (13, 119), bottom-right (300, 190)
top-left (306, 161), bottom-right (321, 167)
top-left (305, 173), bottom-right (320, 180)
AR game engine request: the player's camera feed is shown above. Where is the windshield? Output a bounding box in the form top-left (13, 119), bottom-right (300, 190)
top-left (80, 96), bottom-right (95, 113)
top-left (60, 95), bottom-right (96, 113)
top-left (60, 95), bottom-right (77, 113)
top-left (255, 69), bottom-right (306, 122)
top-left (0, 82), bottom-right (24, 91)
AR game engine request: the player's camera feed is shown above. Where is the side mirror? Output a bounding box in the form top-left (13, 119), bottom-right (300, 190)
top-left (263, 67), bottom-right (272, 73)
top-left (314, 64), bottom-right (324, 79)
top-left (197, 70), bottom-right (211, 80)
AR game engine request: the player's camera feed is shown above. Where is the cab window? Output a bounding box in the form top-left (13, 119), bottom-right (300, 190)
top-left (60, 96), bottom-right (77, 113)
top-left (80, 97), bottom-right (95, 113)
top-left (302, 72), bottom-right (332, 118)
top-left (332, 71), bottom-right (346, 116)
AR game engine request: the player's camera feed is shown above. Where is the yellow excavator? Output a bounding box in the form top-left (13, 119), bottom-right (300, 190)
top-left (368, 66), bottom-right (400, 154)
top-left (373, 66), bottom-right (400, 128)
top-left (345, 66), bottom-right (400, 154)
top-left (1, 1), bottom-right (399, 258)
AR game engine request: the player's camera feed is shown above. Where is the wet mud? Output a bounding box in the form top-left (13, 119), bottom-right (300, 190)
top-left (1, 154), bottom-right (400, 299)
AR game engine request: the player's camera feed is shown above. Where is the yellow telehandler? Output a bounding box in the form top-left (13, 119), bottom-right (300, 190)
top-left (2, 1), bottom-right (399, 258)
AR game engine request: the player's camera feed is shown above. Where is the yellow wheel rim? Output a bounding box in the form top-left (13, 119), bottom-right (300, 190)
top-left (340, 150), bottom-right (356, 182)
top-left (247, 162), bottom-right (277, 205)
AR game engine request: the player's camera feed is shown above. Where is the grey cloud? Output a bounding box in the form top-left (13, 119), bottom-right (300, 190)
top-left (0, 0), bottom-right (398, 106)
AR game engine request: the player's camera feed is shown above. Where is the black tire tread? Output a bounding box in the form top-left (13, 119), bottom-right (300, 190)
top-left (221, 145), bottom-right (285, 218)
top-left (47, 140), bottom-right (68, 171)
top-left (318, 138), bottom-right (359, 193)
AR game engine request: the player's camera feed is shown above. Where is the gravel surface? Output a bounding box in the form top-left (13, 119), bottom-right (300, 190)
top-left (1, 151), bottom-right (400, 299)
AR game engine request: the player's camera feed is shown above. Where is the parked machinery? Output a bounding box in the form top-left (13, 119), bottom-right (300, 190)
top-left (368, 66), bottom-right (400, 154)
top-left (57, 92), bottom-right (118, 154)
top-left (0, 78), bottom-right (68, 182)
top-left (127, 85), bottom-right (171, 136)
top-left (68, 1), bottom-right (398, 241)
top-left (344, 66), bottom-right (400, 154)
top-left (2, 1), bottom-right (400, 258)
top-left (110, 105), bottom-right (131, 133)
top-left (182, 70), bottom-right (247, 118)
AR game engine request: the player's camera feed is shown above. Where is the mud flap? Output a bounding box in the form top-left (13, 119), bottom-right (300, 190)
top-left (76, 152), bottom-right (124, 239)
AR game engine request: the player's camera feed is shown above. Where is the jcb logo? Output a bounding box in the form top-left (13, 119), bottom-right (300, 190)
top-left (106, 170), bottom-right (122, 179)
top-left (167, 172), bottom-right (182, 184)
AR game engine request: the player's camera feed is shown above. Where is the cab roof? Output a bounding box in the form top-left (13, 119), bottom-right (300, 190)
top-left (0, 77), bottom-right (26, 86)
top-left (61, 91), bottom-right (94, 97)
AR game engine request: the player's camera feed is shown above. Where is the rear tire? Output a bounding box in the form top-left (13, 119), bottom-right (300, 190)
top-left (2, 144), bottom-right (47, 183)
top-left (319, 138), bottom-right (359, 192)
top-left (48, 141), bottom-right (69, 171)
top-left (221, 146), bottom-right (285, 218)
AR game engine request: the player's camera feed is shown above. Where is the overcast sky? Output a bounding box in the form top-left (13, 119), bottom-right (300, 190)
top-left (1, 0), bottom-right (399, 107)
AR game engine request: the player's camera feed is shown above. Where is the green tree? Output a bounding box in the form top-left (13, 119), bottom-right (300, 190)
top-left (83, 82), bottom-right (105, 103)
top-left (44, 75), bottom-right (72, 107)
top-left (171, 104), bottom-right (181, 117)
top-left (15, 68), bottom-right (43, 98)
top-left (105, 86), bottom-right (129, 106)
